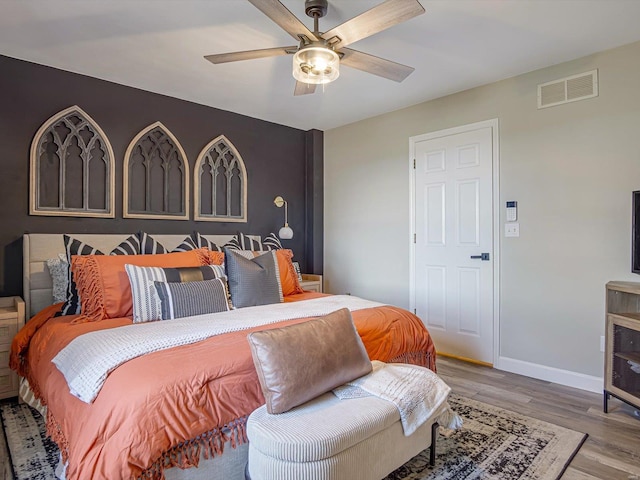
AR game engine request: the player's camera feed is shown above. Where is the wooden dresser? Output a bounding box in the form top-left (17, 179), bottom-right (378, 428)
top-left (0, 297), bottom-right (25, 399)
top-left (604, 281), bottom-right (640, 412)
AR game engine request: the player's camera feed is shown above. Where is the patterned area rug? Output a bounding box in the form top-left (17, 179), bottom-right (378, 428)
top-left (1, 403), bottom-right (58, 480)
top-left (0, 394), bottom-right (586, 480)
top-left (385, 393), bottom-right (588, 480)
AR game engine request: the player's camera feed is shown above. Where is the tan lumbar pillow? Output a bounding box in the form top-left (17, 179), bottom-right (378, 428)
top-left (247, 308), bottom-right (372, 414)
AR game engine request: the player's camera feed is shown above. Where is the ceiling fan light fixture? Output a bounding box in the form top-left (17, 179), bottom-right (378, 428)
top-left (293, 45), bottom-right (340, 85)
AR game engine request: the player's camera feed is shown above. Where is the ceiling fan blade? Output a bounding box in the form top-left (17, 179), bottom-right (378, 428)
top-left (248, 0), bottom-right (318, 41)
top-left (294, 81), bottom-right (317, 96)
top-left (322, 0), bottom-right (425, 48)
top-left (204, 46), bottom-right (296, 64)
top-left (340, 48), bottom-right (415, 82)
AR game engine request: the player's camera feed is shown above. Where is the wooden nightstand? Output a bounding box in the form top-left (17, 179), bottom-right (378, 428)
top-left (0, 297), bottom-right (25, 399)
top-left (300, 274), bottom-right (323, 293)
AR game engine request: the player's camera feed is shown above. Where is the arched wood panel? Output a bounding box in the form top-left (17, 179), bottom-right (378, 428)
top-left (30, 105), bottom-right (115, 217)
top-left (123, 122), bottom-right (189, 220)
top-left (194, 135), bottom-right (247, 223)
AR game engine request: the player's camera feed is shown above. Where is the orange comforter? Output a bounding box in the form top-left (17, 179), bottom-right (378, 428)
top-left (10, 293), bottom-right (436, 480)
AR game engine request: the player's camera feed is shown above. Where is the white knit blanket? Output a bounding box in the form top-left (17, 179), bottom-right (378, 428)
top-left (333, 361), bottom-right (462, 436)
top-left (53, 295), bottom-right (384, 403)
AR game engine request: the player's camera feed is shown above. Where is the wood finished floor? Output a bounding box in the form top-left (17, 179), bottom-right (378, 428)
top-left (0, 356), bottom-right (638, 479)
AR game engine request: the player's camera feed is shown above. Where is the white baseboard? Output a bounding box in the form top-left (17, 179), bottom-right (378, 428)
top-left (496, 356), bottom-right (603, 393)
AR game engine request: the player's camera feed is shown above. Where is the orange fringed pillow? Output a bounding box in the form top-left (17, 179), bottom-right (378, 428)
top-left (275, 249), bottom-right (304, 296)
top-left (72, 249), bottom-right (210, 322)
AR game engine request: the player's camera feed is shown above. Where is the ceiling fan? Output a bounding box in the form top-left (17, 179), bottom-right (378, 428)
top-left (204, 0), bottom-right (425, 96)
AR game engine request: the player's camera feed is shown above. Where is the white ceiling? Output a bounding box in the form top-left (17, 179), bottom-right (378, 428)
top-left (2, 0), bottom-right (640, 131)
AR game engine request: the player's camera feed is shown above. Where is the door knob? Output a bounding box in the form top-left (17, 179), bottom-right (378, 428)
top-left (470, 253), bottom-right (490, 261)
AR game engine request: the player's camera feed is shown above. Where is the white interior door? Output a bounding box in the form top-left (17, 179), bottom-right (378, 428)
top-left (412, 124), bottom-right (495, 364)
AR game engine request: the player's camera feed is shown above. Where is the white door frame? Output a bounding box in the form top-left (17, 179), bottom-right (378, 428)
top-left (409, 118), bottom-right (501, 366)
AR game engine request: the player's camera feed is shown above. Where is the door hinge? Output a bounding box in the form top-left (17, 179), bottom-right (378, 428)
top-left (413, 158), bottom-right (416, 169)
top-left (413, 233), bottom-right (416, 243)
top-left (413, 308), bottom-right (417, 314)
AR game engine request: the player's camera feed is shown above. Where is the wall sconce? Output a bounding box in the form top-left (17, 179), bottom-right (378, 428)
top-left (274, 196), bottom-right (293, 239)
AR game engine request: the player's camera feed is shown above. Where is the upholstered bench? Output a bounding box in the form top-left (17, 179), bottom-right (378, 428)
top-left (244, 308), bottom-right (453, 480)
top-left (246, 391), bottom-right (438, 480)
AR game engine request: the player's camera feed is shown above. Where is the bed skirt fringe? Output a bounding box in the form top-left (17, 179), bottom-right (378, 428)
top-left (46, 411), bottom-right (70, 464)
top-left (45, 406), bottom-right (249, 480)
top-left (138, 415), bottom-right (250, 480)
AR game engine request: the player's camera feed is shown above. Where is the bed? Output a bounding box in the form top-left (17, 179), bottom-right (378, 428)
top-left (11, 233), bottom-right (437, 480)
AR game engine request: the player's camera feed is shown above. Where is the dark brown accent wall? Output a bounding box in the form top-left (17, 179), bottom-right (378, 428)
top-left (0, 54), bottom-right (322, 297)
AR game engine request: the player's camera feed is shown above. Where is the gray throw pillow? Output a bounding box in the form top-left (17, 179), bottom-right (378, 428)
top-left (224, 248), bottom-right (282, 308)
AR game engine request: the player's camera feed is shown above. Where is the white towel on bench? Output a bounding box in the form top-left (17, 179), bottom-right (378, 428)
top-left (333, 361), bottom-right (462, 436)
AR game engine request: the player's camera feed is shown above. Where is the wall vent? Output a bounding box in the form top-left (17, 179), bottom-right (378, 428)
top-left (537, 69), bottom-right (598, 109)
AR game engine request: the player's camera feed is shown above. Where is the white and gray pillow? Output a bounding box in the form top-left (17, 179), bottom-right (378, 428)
top-left (46, 253), bottom-right (69, 304)
top-left (224, 248), bottom-right (283, 308)
top-left (154, 278), bottom-right (230, 320)
top-left (126, 264), bottom-right (227, 323)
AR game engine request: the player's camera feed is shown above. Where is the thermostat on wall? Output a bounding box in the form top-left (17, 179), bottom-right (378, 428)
top-left (506, 201), bottom-right (517, 222)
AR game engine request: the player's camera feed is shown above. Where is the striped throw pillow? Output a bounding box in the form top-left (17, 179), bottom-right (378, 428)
top-left (194, 232), bottom-right (223, 251)
top-left (262, 232), bottom-right (283, 251)
top-left (139, 232), bottom-right (200, 254)
top-left (224, 233), bottom-right (263, 251)
top-left (154, 278), bottom-right (230, 320)
top-left (126, 264), bottom-right (227, 323)
top-left (57, 234), bottom-right (140, 316)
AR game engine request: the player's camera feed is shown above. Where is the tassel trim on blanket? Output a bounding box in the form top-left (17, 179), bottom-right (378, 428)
top-left (333, 361), bottom-right (457, 436)
top-left (435, 402), bottom-right (464, 430)
top-left (389, 350), bottom-right (436, 372)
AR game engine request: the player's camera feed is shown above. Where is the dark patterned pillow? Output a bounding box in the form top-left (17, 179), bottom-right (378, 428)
top-left (193, 232), bottom-right (223, 251)
top-left (154, 278), bottom-right (230, 320)
top-left (57, 234), bottom-right (140, 316)
top-left (139, 232), bottom-right (198, 254)
top-left (224, 233), bottom-right (263, 251)
top-left (126, 264), bottom-right (227, 323)
top-left (224, 248), bottom-right (282, 308)
top-left (262, 232), bottom-right (283, 250)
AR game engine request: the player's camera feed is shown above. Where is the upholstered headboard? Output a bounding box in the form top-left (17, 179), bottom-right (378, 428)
top-left (22, 233), bottom-right (253, 319)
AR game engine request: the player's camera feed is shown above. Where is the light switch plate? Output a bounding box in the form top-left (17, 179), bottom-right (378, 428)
top-left (505, 223), bottom-right (520, 237)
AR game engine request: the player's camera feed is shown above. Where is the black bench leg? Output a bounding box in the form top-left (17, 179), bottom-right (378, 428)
top-left (430, 422), bottom-right (438, 466)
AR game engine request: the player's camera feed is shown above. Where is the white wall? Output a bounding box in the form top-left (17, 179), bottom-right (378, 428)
top-left (324, 40), bottom-right (640, 384)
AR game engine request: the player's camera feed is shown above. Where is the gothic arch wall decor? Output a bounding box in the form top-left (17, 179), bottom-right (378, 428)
top-left (123, 122), bottom-right (189, 220)
top-left (29, 105), bottom-right (115, 218)
top-left (194, 135), bottom-right (247, 223)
